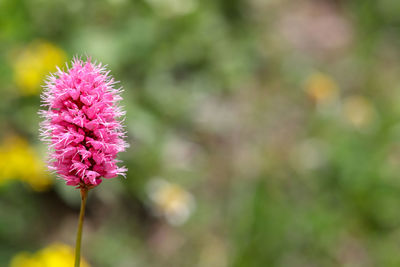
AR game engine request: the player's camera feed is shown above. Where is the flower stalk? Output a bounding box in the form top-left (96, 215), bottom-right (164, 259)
top-left (74, 187), bottom-right (88, 267)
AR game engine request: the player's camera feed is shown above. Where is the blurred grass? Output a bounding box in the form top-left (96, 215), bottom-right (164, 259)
top-left (2, 0), bottom-right (400, 266)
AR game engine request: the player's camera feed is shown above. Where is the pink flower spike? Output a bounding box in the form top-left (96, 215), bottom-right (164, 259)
top-left (40, 57), bottom-right (128, 189)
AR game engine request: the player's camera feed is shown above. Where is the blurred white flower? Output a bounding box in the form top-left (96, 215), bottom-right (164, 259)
top-left (147, 178), bottom-right (195, 226)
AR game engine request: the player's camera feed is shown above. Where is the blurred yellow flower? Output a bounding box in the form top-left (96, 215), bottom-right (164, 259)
top-left (0, 137), bottom-right (52, 191)
top-left (10, 243), bottom-right (90, 267)
top-left (12, 40), bottom-right (66, 95)
top-left (342, 95), bottom-right (376, 129)
top-left (305, 72), bottom-right (339, 105)
top-left (147, 178), bottom-right (195, 226)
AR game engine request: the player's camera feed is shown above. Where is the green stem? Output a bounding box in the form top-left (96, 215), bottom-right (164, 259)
top-left (74, 187), bottom-right (88, 267)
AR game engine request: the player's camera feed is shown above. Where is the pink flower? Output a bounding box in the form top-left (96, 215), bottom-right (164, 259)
top-left (40, 57), bottom-right (128, 188)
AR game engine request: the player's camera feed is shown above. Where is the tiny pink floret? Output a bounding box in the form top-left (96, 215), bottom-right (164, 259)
top-left (40, 57), bottom-right (128, 188)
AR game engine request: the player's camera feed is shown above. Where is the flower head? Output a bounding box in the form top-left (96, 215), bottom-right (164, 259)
top-left (13, 40), bottom-right (66, 95)
top-left (10, 243), bottom-right (90, 267)
top-left (40, 57), bottom-right (127, 188)
top-left (0, 136), bottom-right (51, 191)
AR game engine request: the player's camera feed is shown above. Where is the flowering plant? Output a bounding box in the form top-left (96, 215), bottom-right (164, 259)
top-left (39, 57), bottom-right (127, 266)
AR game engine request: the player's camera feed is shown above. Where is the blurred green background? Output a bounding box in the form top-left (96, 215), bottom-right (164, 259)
top-left (2, 0), bottom-right (400, 266)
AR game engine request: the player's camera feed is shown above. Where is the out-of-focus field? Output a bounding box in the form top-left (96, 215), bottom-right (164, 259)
top-left (2, 0), bottom-right (400, 266)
